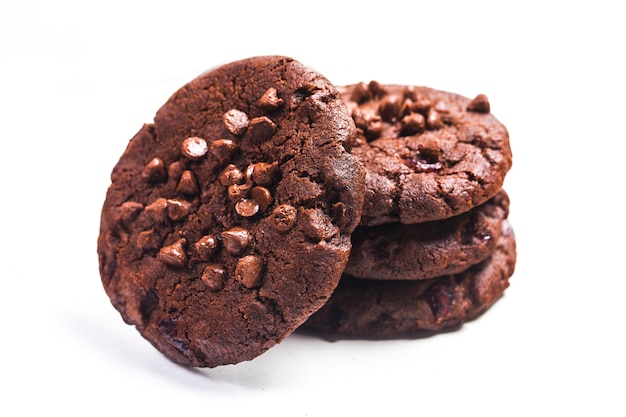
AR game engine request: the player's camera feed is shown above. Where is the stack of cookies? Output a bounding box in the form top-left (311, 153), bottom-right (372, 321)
top-left (303, 83), bottom-right (516, 336)
top-left (98, 56), bottom-right (515, 368)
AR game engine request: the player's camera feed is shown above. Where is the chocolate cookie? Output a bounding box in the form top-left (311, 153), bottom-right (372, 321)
top-left (98, 56), bottom-right (365, 367)
top-left (345, 190), bottom-right (510, 280)
top-left (303, 223), bottom-right (516, 337)
top-left (341, 82), bottom-right (512, 225)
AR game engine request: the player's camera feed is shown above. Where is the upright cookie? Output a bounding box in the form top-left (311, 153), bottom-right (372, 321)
top-left (345, 189), bottom-right (510, 280)
top-left (341, 82), bottom-right (512, 225)
top-left (98, 56), bottom-right (365, 367)
top-left (303, 223), bottom-right (516, 337)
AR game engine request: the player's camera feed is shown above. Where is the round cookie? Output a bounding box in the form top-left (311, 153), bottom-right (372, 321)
top-left (98, 56), bottom-right (365, 367)
top-left (303, 223), bottom-right (516, 337)
top-left (340, 82), bottom-right (512, 226)
top-left (345, 189), bottom-right (510, 280)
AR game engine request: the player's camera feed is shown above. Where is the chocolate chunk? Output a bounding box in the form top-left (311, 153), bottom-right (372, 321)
top-left (467, 94), bottom-right (491, 113)
top-left (158, 238), bottom-right (187, 268)
top-left (142, 157), bottom-right (167, 183)
top-left (235, 255), bottom-right (263, 289)
top-left (210, 139), bottom-right (239, 163)
top-left (270, 204), bottom-right (297, 232)
top-left (201, 264), bottom-right (226, 291)
top-left (175, 170), bottom-right (199, 196)
top-left (248, 116), bottom-right (276, 142)
top-left (194, 235), bottom-right (219, 260)
top-left (259, 87), bottom-right (284, 112)
top-left (181, 137), bottom-right (209, 160)
top-left (223, 109), bottom-right (250, 136)
top-left (221, 227), bottom-right (250, 255)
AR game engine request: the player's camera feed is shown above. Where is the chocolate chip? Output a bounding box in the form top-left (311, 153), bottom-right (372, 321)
top-left (158, 238), bottom-right (187, 268)
top-left (235, 199), bottom-right (260, 217)
top-left (235, 255), bottom-right (263, 289)
top-left (223, 109), bottom-right (250, 136)
top-left (168, 161), bottom-right (186, 181)
top-left (409, 99), bottom-right (432, 116)
top-left (467, 94), bottom-right (490, 113)
top-left (428, 278), bottom-right (456, 321)
top-left (365, 117), bottom-right (383, 141)
top-left (403, 85), bottom-right (418, 101)
top-left (427, 108), bottom-right (445, 130)
top-left (368, 80), bottom-right (387, 97)
top-left (219, 164), bottom-right (245, 186)
top-left (136, 229), bottom-right (160, 251)
top-left (434, 100), bottom-right (449, 113)
top-left (259, 87), bottom-right (284, 112)
top-left (248, 116), bottom-right (276, 142)
top-left (300, 208), bottom-right (338, 241)
top-left (210, 139), bottom-right (239, 163)
top-left (194, 235), bottom-right (219, 260)
top-left (400, 113), bottom-right (426, 136)
top-left (201, 264), bottom-right (226, 291)
top-left (378, 94), bottom-right (402, 122)
top-left (227, 182), bottom-right (252, 201)
top-left (105, 230), bottom-right (128, 249)
top-left (270, 204), bottom-right (297, 233)
top-left (166, 199), bottom-right (193, 221)
top-left (350, 82), bottom-right (371, 103)
top-left (175, 170), bottom-right (199, 196)
top-left (181, 137), bottom-right (208, 160)
top-left (221, 227), bottom-right (251, 255)
top-left (251, 186), bottom-right (273, 211)
top-left (118, 201), bottom-right (143, 223)
top-left (142, 157), bottom-right (167, 183)
top-left (145, 198), bottom-right (169, 223)
top-left (251, 161), bottom-right (278, 186)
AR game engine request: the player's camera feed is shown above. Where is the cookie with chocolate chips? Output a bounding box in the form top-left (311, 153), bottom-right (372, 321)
top-left (98, 56), bottom-right (365, 367)
top-left (341, 82), bottom-right (512, 226)
top-left (345, 190), bottom-right (510, 280)
top-left (303, 223), bottom-right (516, 337)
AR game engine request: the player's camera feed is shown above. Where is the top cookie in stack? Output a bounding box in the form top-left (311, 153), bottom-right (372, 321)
top-left (302, 82), bottom-right (516, 337)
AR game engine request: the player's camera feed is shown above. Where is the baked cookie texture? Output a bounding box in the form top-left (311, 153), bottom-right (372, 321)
top-left (98, 56), bottom-right (365, 367)
top-left (303, 223), bottom-right (516, 337)
top-left (345, 190), bottom-right (510, 280)
top-left (340, 82), bottom-right (512, 226)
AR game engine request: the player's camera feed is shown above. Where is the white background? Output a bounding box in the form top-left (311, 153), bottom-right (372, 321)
top-left (2, 1), bottom-right (625, 415)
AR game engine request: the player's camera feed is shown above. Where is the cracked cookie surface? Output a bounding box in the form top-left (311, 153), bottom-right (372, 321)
top-left (303, 223), bottom-right (516, 337)
top-left (98, 56), bottom-right (365, 367)
top-left (340, 82), bottom-right (512, 225)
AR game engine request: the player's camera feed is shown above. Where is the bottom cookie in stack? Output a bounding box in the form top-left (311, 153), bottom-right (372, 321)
top-left (302, 207), bottom-right (516, 337)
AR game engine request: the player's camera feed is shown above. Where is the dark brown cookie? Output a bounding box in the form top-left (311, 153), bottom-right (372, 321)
top-left (345, 190), bottom-right (510, 280)
top-left (341, 82), bottom-right (512, 226)
top-left (97, 56), bottom-right (365, 367)
top-left (303, 223), bottom-right (516, 337)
